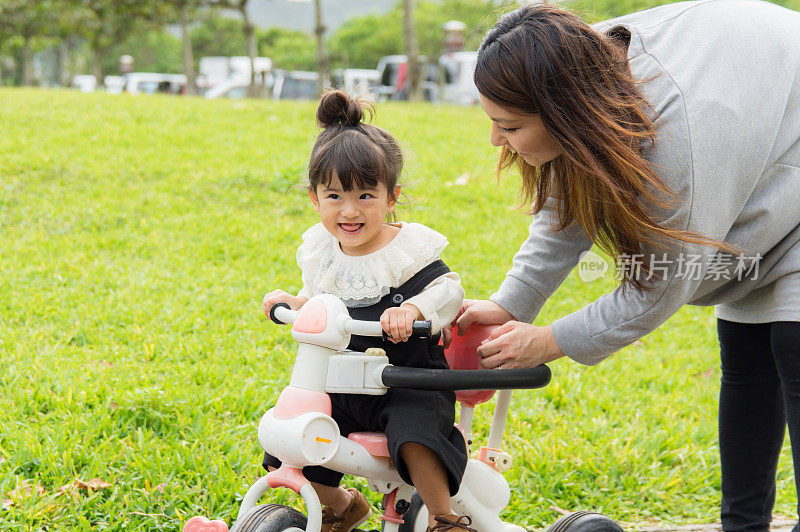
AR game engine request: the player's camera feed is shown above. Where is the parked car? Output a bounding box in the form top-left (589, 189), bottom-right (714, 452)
top-left (204, 79), bottom-right (253, 99)
top-left (103, 76), bottom-right (126, 94)
top-left (123, 73), bottom-right (187, 95)
top-left (198, 56), bottom-right (272, 91)
top-left (272, 70), bottom-right (319, 100)
top-left (72, 74), bottom-right (97, 93)
top-left (438, 51), bottom-right (479, 106)
top-left (376, 55), bottom-right (438, 101)
top-left (340, 68), bottom-right (380, 97)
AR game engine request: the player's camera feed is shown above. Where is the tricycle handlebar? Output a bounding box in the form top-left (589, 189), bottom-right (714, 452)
top-left (269, 302), bottom-right (432, 339)
top-left (381, 364), bottom-right (552, 391)
top-left (270, 302), bottom-right (295, 324)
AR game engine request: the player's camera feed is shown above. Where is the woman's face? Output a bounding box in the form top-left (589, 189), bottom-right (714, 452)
top-left (479, 94), bottom-right (563, 166)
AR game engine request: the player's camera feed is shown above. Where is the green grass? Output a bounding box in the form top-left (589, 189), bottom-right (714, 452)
top-left (0, 88), bottom-right (794, 531)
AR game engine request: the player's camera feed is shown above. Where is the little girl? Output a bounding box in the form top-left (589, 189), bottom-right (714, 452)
top-left (262, 90), bottom-right (475, 532)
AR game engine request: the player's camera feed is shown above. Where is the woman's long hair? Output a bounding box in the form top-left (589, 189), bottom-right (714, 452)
top-left (475, 4), bottom-right (722, 290)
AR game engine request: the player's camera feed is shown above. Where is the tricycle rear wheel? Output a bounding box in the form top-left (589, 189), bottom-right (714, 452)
top-left (546, 511), bottom-right (624, 532)
top-left (393, 491), bottom-right (426, 532)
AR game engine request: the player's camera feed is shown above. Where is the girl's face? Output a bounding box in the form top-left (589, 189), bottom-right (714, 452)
top-left (479, 94), bottom-right (564, 166)
top-left (309, 174), bottom-right (400, 256)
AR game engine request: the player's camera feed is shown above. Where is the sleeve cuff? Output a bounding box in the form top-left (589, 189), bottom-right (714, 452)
top-left (489, 275), bottom-right (548, 323)
top-left (297, 287), bottom-right (312, 299)
top-left (551, 310), bottom-right (609, 366)
top-left (405, 297), bottom-right (433, 321)
top-left (403, 297), bottom-right (441, 332)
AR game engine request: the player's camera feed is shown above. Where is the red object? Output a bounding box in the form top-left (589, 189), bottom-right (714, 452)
top-left (274, 386), bottom-right (332, 419)
top-left (443, 324), bottom-right (499, 407)
top-left (183, 516), bottom-right (229, 532)
top-left (381, 489), bottom-right (405, 524)
top-left (292, 298), bottom-right (327, 334)
top-left (348, 431), bottom-right (390, 457)
top-left (266, 465), bottom-right (309, 492)
top-left (396, 62), bottom-right (407, 92)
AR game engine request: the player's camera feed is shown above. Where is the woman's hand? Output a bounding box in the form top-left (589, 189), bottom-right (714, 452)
top-left (441, 325), bottom-right (454, 348)
top-left (454, 299), bottom-right (515, 335)
top-left (477, 322), bottom-right (564, 369)
top-left (262, 290), bottom-right (307, 316)
top-left (381, 304), bottom-right (422, 343)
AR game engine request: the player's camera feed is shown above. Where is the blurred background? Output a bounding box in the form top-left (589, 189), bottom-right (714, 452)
top-left (1, 0), bottom-right (799, 103)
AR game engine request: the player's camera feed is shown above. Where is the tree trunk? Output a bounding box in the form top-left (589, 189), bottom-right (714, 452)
top-left (21, 38), bottom-right (34, 86)
top-left (180, 4), bottom-right (196, 95)
top-left (57, 42), bottom-right (71, 87)
top-left (314, 0), bottom-right (329, 96)
top-left (240, 2), bottom-right (258, 97)
top-left (92, 46), bottom-right (103, 87)
top-left (402, 0), bottom-right (421, 102)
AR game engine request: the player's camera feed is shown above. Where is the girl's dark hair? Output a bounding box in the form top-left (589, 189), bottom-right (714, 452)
top-left (309, 90), bottom-right (403, 201)
top-left (475, 4), bottom-right (725, 290)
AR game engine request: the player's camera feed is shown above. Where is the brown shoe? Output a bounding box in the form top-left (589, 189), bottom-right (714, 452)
top-left (321, 488), bottom-right (371, 532)
top-left (426, 513), bottom-right (478, 532)
top-left (320, 507), bottom-right (337, 532)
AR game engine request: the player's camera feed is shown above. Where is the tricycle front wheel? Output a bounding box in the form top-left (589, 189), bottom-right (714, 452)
top-left (230, 504), bottom-right (307, 532)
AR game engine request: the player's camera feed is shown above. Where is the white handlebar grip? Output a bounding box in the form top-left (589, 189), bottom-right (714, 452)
top-left (343, 319), bottom-right (384, 337)
top-left (270, 303), bottom-right (297, 325)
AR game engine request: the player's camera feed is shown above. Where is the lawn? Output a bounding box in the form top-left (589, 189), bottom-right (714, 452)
top-left (0, 88), bottom-right (794, 531)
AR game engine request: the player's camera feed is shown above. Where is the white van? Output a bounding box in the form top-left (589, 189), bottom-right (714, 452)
top-left (376, 55), bottom-right (437, 101)
top-left (72, 75), bottom-right (97, 93)
top-left (199, 56), bottom-right (272, 90)
top-left (272, 70), bottom-right (319, 100)
top-left (123, 73), bottom-right (187, 95)
top-left (104, 76), bottom-right (126, 94)
top-left (439, 51), bottom-right (479, 106)
top-left (341, 69), bottom-right (380, 97)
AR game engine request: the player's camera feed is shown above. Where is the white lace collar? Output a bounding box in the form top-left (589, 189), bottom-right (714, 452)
top-left (297, 221), bottom-right (448, 306)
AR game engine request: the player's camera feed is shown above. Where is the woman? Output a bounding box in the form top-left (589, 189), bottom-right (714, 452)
top-left (455, 2), bottom-right (800, 531)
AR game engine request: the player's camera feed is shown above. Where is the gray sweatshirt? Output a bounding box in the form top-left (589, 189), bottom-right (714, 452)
top-left (490, 0), bottom-right (800, 365)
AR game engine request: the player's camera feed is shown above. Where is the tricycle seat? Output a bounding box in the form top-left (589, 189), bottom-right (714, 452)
top-left (348, 431), bottom-right (390, 457)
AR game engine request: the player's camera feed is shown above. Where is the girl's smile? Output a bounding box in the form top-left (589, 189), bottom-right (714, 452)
top-left (338, 222), bottom-right (364, 235)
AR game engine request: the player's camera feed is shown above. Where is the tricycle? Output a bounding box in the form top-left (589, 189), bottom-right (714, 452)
top-left (184, 293), bottom-right (623, 532)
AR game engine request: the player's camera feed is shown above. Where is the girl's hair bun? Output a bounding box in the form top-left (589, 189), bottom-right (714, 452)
top-left (316, 89), bottom-right (368, 128)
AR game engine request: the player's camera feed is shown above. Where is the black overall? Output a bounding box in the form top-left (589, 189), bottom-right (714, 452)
top-left (263, 260), bottom-right (468, 495)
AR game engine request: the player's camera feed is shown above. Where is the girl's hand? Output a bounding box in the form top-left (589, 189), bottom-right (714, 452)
top-left (477, 322), bottom-right (564, 369)
top-left (381, 304), bottom-right (422, 343)
top-left (454, 299), bottom-right (515, 335)
top-left (262, 290), bottom-right (307, 316)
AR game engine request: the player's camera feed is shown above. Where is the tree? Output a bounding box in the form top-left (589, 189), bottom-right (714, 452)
top-left (101, 28), bottom-right (182, 75)
top-left (327, 0), bottom-right (516, 70)
top-left (192, 15), bottom-right (247, 59)
top-left (208, 0), bottom-right (262, 96)
top-left (162, 0), bottom-right (206, 94)
top-left (74, 0), bottom-right (166, 82)
top-left (259, 27), bottom-right (316, 71)
top-left (402, 0), bottom-right (421, 101)
top-left (313, 0), bottom-right (330, 95)
top-left (0, 0), bottom-right (62, 85)
top-left (328, 13), bottom-right (403, 69)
